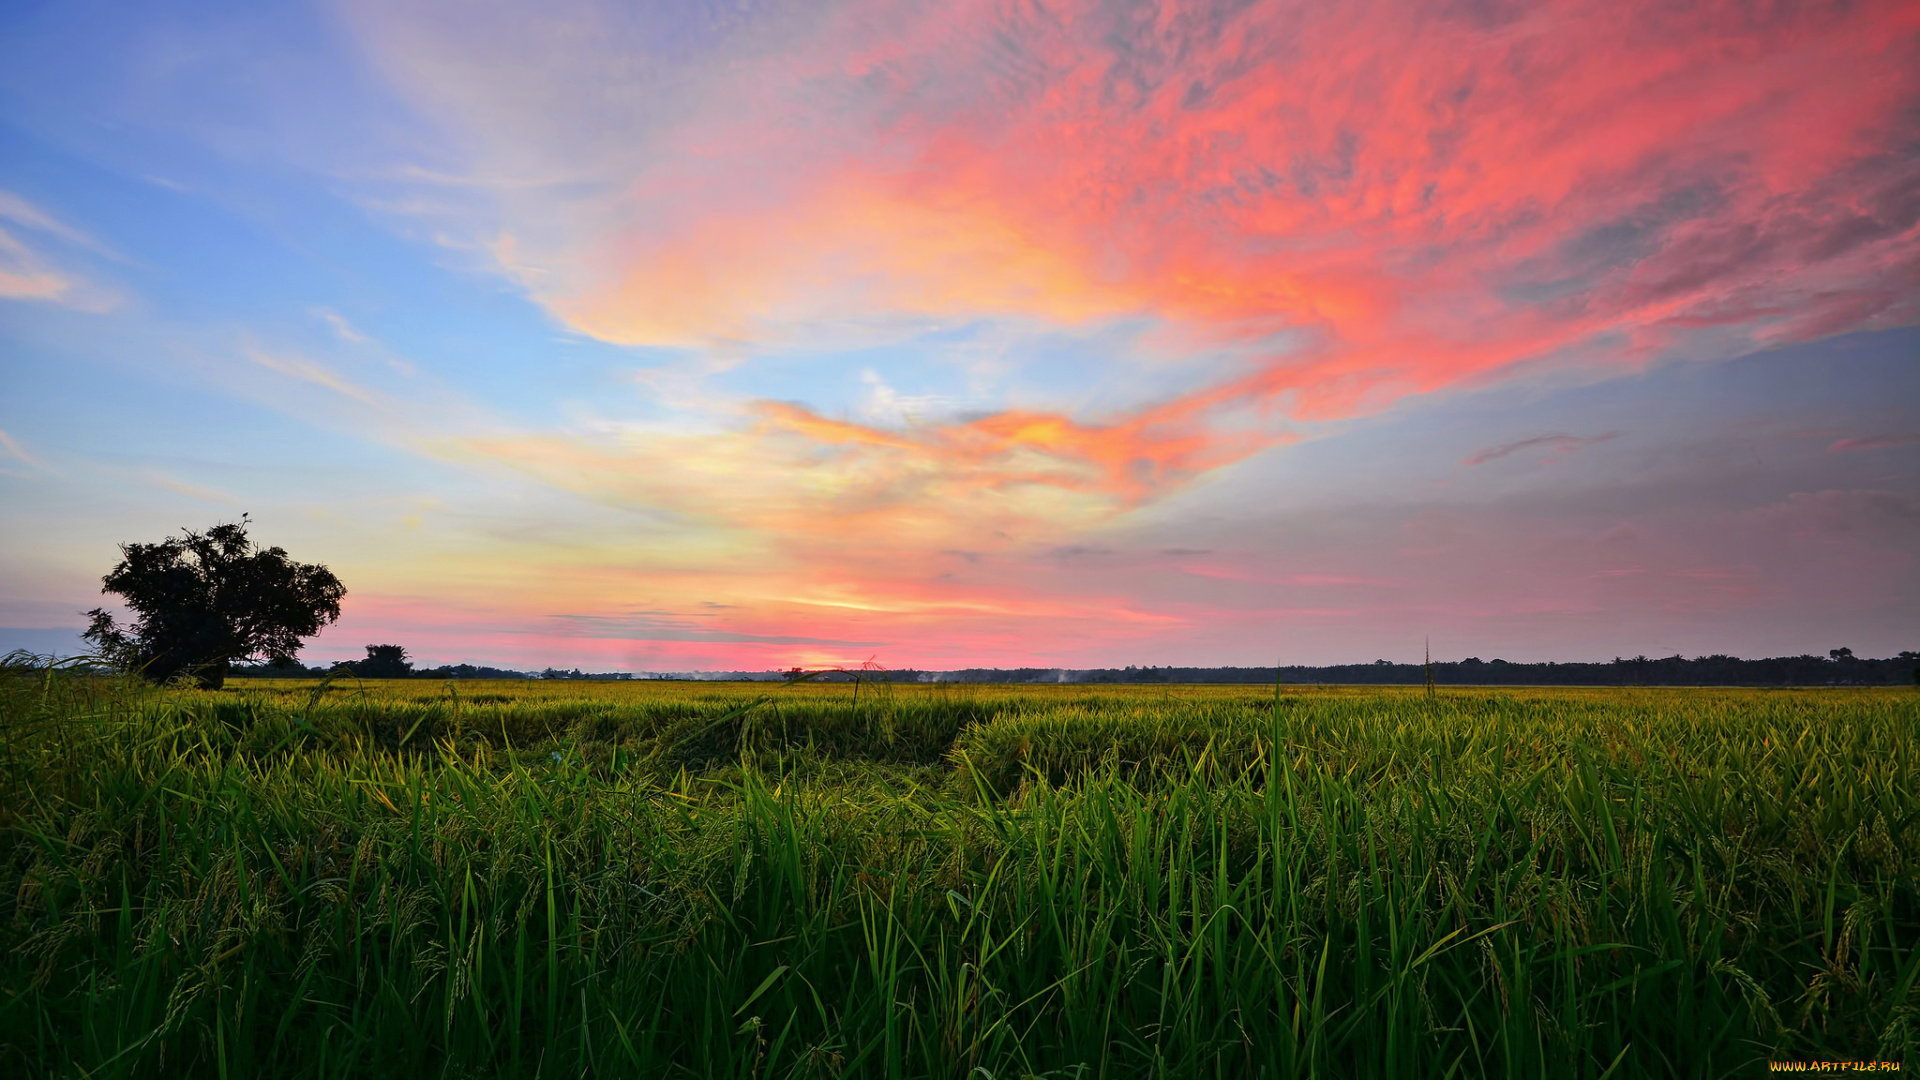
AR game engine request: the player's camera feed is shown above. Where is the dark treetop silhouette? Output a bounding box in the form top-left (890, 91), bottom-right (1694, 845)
top-left (355, 644), bottom-right (414, 679)
top-left (83, 516), bottom-right (345, 689)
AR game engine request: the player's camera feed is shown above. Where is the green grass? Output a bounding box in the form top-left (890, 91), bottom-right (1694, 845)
top-left (2, 670), bottom-right (1916, 1077)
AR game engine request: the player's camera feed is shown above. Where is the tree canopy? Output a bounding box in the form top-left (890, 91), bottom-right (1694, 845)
top-left (83, 517), bottom-right (345, 688)
top-left (355, 644), bottom-right (414, 679)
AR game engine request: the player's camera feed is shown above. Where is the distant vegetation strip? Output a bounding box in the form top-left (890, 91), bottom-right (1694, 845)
top-left (224, 650), bottom-right (1920, 686)
top-left (3, 674), bottom-right (1916, 1076)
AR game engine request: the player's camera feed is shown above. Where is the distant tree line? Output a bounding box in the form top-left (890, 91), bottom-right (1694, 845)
top-left (229, 645), bottom-right (537, 681)
top-left (885, 650), bottom-right (1920, 686)
top-left (228, 646), bottom-right (643, 681)
top-left (534, 668), bottom-right (637, 681)
top-left (228, 649), bottom-right (1920, 686)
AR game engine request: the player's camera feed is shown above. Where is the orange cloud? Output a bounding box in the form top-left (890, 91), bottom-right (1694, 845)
top-left (442, 379), bottom-right (1279, 577)
top-left (554, 180), bottom-right (1144, 346)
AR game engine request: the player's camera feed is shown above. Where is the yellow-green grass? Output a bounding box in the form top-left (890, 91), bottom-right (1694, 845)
top-left (2, 672), bottom-right (1916, 1077)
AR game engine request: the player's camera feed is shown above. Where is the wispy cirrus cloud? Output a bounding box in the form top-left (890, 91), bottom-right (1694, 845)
top-left (139, 469), bottom-right (240, 505)
top-left (244, 346), bottom-right (394, 412)
top-left (0, 228), bottom-right (77, 302)
top-left (1464, 432), bottom-right (1619, 467)
top-left (0, 191), bottom-right (120, 310)
top-left (0, 428), bottom-right (60, 477)
top-left (313, 308), bottom-right (369, 344)
top-left (1829, 432), bottom-right (1920, 452)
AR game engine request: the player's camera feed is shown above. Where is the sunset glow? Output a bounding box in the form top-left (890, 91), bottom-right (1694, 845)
top-left (2, 0), bottom-right (1916, 669)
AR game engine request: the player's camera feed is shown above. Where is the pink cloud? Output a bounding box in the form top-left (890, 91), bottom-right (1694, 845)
top-left (1829, 432), bottom-right (1920, 452)
top-left (488, 0), bottom-right (1920, 492)
top-left (361, 0), bottom-right (1920, 548)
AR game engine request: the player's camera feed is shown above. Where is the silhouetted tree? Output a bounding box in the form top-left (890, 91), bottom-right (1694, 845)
top-left (82, 517), bottom-right (345, 689)
top-left (356, 644), bottom-right (413, 679)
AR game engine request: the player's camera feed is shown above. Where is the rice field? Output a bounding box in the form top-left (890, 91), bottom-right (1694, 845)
top-left (2, 670), bottom-right (1916, 1077)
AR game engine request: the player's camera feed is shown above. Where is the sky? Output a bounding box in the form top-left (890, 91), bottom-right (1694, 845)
top-left (1, 0), bottom-right (1917, 672)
